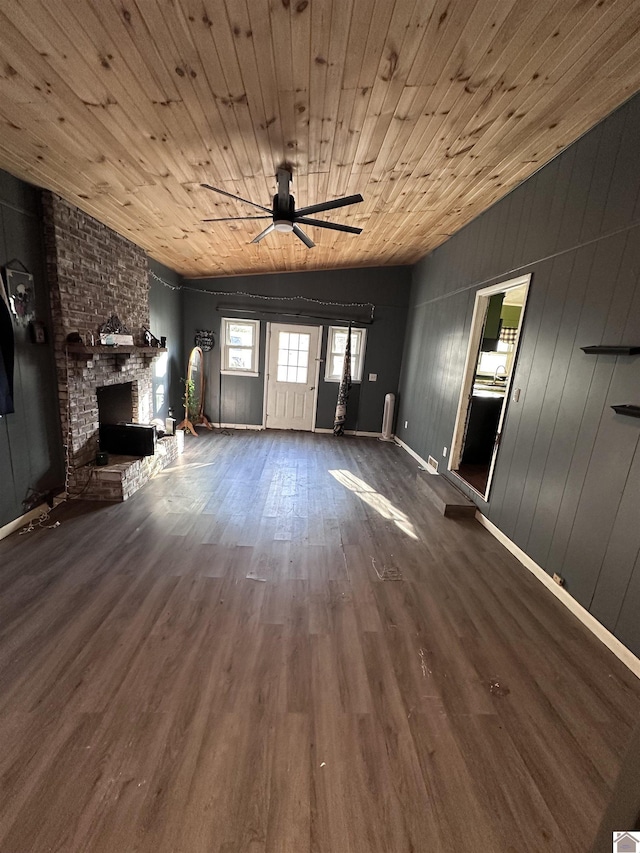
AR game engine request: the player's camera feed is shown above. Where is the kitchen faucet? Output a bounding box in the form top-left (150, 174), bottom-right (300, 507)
top-left (494, 365), bottom-right (508, 382)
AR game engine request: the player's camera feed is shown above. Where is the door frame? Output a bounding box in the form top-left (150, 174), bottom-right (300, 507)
top-left (263, 321), bottom-right (323, 431)
top-left (448, 272), bottom-right (531, 499)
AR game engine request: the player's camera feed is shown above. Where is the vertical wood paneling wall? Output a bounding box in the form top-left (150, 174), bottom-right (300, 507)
top-left (397, 93), bottom-right (640, 657)
top-left (0, 172), bottom-right (63, 528)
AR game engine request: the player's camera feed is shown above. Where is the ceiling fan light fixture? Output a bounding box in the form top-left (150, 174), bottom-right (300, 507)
top-left (274, 219), bottom-right (293, 233)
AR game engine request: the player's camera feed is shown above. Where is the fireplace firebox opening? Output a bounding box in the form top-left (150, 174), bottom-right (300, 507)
top-left (97, 382), bottom-right (134, 425)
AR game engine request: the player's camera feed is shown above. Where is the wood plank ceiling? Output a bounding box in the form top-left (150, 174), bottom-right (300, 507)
top-left (0, 0), bottom-right (640, 277)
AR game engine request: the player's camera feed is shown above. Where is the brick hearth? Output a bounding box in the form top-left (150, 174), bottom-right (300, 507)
top-left (73, 439), bottom-right (178, 502)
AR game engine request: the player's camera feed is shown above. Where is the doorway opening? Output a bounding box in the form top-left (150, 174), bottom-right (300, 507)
top-left (449, 273), bottom-right (531, 499)
top-left (264, 322), bottom-right (322, 431)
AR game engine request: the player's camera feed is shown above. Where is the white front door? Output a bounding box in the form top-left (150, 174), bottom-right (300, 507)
top-left (265, 323), bottom-right (321, 431)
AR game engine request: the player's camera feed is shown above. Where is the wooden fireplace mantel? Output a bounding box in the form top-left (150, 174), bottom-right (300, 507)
top-left (65, 344), bottom-right (168, 372)
top-left (65, 345), bottom-right (168, 357)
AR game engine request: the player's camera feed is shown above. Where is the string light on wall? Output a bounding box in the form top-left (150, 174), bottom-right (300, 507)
top-left (150, 271), bottom-right (180, 290)
top-left (149, 270), bottom-right (376, 322)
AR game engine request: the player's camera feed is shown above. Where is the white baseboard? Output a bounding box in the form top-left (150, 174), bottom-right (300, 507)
top-left (476, 511), bottom-right (640, 681)
top-left (394, 437), bottom-right (640, 679)
top-left (313, 428), bottom-right (382, 437)
top-left (394, 437), bottom-right (438, 473)
top-left (209, 423), bottom-right (265, 431)
top-left (0, 501), bottom-right (55, 542)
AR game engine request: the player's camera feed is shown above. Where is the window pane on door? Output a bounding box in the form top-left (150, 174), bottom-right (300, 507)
top-left (277, 331), bottom-right (310, 383)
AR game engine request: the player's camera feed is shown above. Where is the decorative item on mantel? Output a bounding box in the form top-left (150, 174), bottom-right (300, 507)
top-left (143, 326), bottom-right (165, 348)
top-left (99, 314), bottom-right (134, 346)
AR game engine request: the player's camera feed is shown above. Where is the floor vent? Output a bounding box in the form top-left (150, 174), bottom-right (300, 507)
top-left (427, 455), bottom-right (439, 472)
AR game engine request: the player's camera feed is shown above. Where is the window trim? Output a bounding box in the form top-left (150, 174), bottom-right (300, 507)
top-left (220, 317), bottom-right (260, 377)
top-left (324, 326), bottom-right (367, 383)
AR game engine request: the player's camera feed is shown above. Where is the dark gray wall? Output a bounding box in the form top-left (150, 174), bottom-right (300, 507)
top-left (398, 92), bottom-right (640, 656)
top-left (0, 171), bottom-right (64, 528)
top-left (149, 259), bottom-right (183, 420)
top-left (181, 267), bottom-right (410, 431)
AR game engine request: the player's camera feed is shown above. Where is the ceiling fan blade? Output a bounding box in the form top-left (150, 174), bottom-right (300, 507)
top-left (202, 215), bottom-right (272, 222)
top-left (200, 183), bottom-right (271, 213)
top-left (295, 194), bottom-right (363, 218)
top-left (251, 223), bottom-right (276, 244)
top-left (295, 217), bottom-right (362, 235)
top-left (292, 224), bottom-right (315, 248)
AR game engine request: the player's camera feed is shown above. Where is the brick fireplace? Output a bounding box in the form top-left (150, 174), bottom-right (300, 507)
top-left (43, 192), bottom-right (177, 500)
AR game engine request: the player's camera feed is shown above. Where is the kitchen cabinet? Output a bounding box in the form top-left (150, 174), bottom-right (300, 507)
top-left (462, 392), bottom-right (504, 464)
top-left (481, 293), bottom-right (505, 351)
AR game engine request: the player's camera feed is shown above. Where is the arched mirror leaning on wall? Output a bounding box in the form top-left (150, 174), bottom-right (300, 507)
top-left (178, 346), bottom-right (213, 436)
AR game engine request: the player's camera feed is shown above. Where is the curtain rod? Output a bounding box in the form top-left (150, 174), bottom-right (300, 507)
top-left (216, 305), bottom-right (372, 325)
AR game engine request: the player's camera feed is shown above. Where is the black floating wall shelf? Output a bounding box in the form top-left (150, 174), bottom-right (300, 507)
top-left (582, 345), bottom-right (640, 355)
top-left (611, 405), bottom-right (640, 419)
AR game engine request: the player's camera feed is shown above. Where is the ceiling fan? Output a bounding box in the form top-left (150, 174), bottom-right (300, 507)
top-left (201, 167), bottom-right (363, 248)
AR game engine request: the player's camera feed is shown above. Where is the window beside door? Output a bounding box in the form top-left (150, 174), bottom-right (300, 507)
top-left (325, 326), bottom-right (367, 382)
top-left (221, 318), bottom-right (260, 376)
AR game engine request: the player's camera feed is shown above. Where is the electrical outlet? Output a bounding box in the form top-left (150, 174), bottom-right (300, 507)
top-left (552, 573), bottom-right (565, 587)
top-left (443, 446), bottom-right (448, 456)
top-left (404, 421), bottom-right (408, 429)
top-left (368, 373), bottom-right (377, 381)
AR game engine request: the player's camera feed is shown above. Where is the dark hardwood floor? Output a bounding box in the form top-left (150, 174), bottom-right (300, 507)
top-left (0, 430), bottom-right (638, 852)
